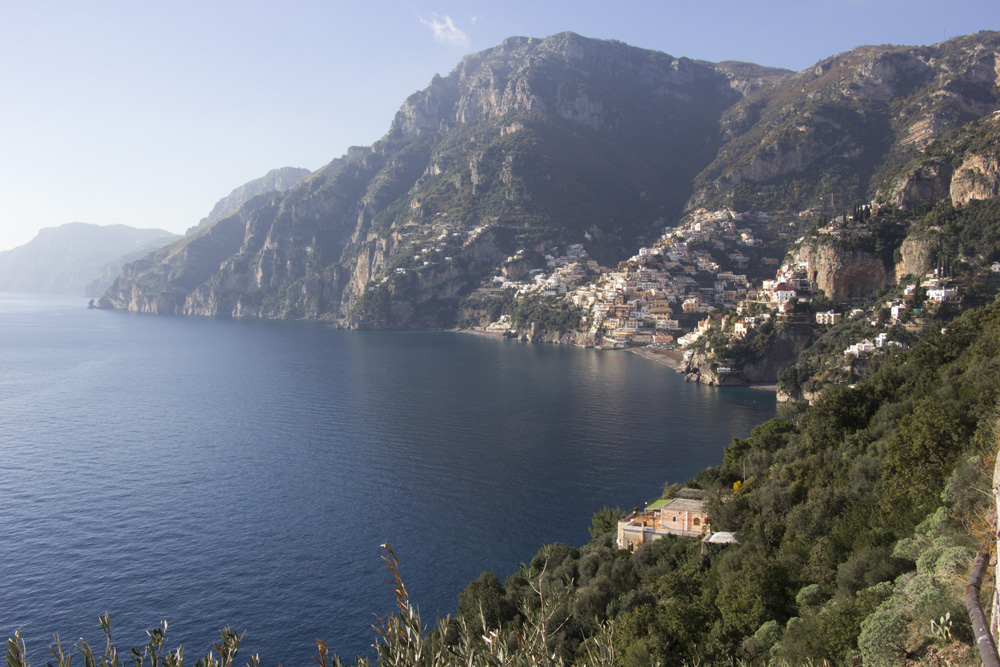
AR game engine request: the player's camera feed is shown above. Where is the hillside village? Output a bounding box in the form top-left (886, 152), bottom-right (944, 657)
top-left (471, 208), bottom-right (784, 342)
top-left (467, 204), bottom-right (988, 401)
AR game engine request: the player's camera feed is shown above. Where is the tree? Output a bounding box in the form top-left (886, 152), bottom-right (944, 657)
top-left (879, 398), bottom-right (969, 520)
top-left (589, 506), bottom-right (624, 538)
top-left (457, 571), bottom-right (516, 634)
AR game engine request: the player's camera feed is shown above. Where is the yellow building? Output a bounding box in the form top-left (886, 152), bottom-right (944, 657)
top-left (617, 497), bottom-right (709, 551)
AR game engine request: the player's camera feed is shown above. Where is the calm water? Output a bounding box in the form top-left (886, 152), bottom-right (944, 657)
top-left (0, 293), bottom-right (775, 664)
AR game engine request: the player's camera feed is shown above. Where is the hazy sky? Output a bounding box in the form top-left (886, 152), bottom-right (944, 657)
top-left (1, 1), bottom-right (996, 251)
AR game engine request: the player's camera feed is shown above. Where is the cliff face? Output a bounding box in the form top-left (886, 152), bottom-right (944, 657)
top-left (881, 159), bottom-right (954, 210)
top-left (102, 32), bottom-right (770, 325)
top-left (102, 31), bottom-right (1000, 327)
top-left (187, 167), bottom-right (312, 234)
top-left (791, 242), bottom-right (889, 302)
top-left (681, 326), bottom-right (813, 386)
top-left (895, 236), bottom-right (937, 281)
top-left (877, 110), bottom-right (1000, 210)
top-left (951, 153), bottom-right (1000, 205)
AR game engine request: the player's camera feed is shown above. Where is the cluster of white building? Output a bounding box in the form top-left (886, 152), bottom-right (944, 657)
top-left (479, 210), bottom-right (773, 346)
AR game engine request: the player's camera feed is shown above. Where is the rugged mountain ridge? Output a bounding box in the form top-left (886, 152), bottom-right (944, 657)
top-left (693, 31), bottom-right (1000, 212)
top-left (186, 166), bottom-right (312, 234)
top-left (101, 32), bottom-right (776, 323)
top-left (101, 31), bottom-right (1000, 327)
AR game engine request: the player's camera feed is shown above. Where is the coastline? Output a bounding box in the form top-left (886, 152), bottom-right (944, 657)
top-left (627, 346), bottom-right (685, 371)
top-left (452, 328), bottom-right (508, 340)
top-left (457, 331), bottom-right (780, 392)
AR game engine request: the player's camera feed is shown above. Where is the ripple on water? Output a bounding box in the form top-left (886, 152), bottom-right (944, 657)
top-left (0, 296), bottom-right (775, 664)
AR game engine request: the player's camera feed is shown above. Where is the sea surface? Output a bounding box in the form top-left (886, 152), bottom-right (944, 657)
top-left (0, 293), bottom-right (776, 664)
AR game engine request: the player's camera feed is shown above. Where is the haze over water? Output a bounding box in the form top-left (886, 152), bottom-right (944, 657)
top-left (0, 293), bottom-right (775, 664)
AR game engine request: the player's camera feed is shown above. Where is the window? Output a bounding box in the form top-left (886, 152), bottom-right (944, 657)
top-left (693, 518), bottom-right (700, 526)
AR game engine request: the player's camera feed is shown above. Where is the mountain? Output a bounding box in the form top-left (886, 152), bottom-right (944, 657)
top-left (185, 166), bottom-right (312, 234)
top-left (100, 31), bottom-right (1000, 327)
top-left (691, 31), bottom-right (1000, 213)
top-left (0, 223), bottom-right (179, 296)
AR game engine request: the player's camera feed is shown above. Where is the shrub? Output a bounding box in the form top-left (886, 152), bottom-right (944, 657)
top-left (858, 604), bottom-right (909, 667)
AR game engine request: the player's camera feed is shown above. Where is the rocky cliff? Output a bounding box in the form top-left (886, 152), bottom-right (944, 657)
top-left (877, 110), bottom-right (1000, 210)
top-left (102, 31), bottom-right (1000, 327)
top-left (693, 32), bottom-right (1000, 212)
top-left (791, 241), bottom-right (890, 302)
top-left (186, 167), bottom-right (312, 234)
top-left (951, 152), bottom-right (1000, 206)
top-left (895, 236), bottom-right (937, 281)
top-left (681, 325), bottom-right (814, 386)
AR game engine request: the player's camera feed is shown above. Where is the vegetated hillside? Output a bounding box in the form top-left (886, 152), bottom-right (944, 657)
top-left (678, 102), bottom-right (1000, 394)
top-left (777, 196), bottom-right (1000, 400)
top-left (0, 222), bottom-right (178, 296)
top-left (438, 299), bottom-right (1000, 667)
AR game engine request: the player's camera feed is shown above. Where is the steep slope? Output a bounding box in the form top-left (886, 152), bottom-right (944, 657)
top-left (879, 109), bottom-right (1000, 209)
top-left (102, 32), bottom-right (780, 325)
top-left (0, 223), bottom-right (178, 296)
top-left (690, 31), bottom-right (1000, 213)
top-left (185, 166), bottom-right (312, 234)
top-left (102, 31), bottom-right (1000, 328)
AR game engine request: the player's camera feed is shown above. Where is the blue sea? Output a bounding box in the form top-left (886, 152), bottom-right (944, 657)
top-left (0, 293), bottom-right (775, 664)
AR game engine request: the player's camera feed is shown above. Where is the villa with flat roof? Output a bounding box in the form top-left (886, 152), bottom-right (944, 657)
top-left (617, 497), bottom-right (710, 551)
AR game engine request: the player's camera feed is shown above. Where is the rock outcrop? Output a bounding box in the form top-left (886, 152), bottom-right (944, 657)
top-left (951, 153), bottom-right (1000, 206)
top-left (881, 160), bottom-right (954, 210)
top-left (681, 326), bottom-right (813, 386)
top-left (895, 236), bottom-right (937, 281)
top-left (791, 242), bottom-right (889, 302)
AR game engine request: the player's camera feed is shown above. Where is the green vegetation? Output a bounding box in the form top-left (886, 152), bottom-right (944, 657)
top-left (508, 297), bottom-right (584, 334)
top-left (459, 292), bottom-right (584, 336)
top-left (906, 197), bottom-right (1000, 272)
top-left (707, 316), bottom-right (780, 366)
top-left (779, 198), bottom-right (1000, 398)
top-left (26, 299), bottom-right (993, 666)
top-left (448, 299), bottom-right (1000, 666)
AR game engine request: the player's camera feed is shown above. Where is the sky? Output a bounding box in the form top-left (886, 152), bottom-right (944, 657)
top-left (1, 0), bottom-right (997, 251)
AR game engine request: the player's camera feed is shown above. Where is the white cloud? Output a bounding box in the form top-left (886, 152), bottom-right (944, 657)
top-left (420, 14), bottom-right (469, 47)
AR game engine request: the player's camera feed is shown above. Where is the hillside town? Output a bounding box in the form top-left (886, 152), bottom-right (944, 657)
top-left (470, 206), bottom-right (978, 400)
top-left (476, 209), bottom-right (777, 344)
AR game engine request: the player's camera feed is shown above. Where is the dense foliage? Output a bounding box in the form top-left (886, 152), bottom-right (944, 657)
top-left (447, 299), bottom-right (1000, 666)
top-left (906, 197), bottom-right (1000, 272)
top-left (458, 292), bottom-right (584, 336)
top-left (779, 198), bottom-right (1000, 398)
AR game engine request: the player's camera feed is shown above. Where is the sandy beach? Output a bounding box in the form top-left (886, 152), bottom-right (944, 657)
top-left (628, 346), bottom-right (685, 371)
top-left (453, 328), bottom-right (508, 340)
